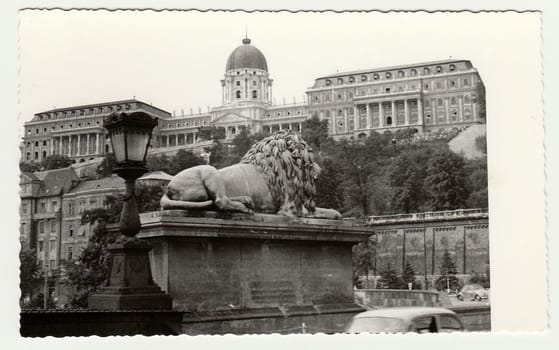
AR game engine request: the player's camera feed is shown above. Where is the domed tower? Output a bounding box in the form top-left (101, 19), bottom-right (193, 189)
top-left (221, 37), bottom-right (273, 106)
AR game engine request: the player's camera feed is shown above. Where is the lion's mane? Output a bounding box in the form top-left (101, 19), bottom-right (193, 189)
top-left (240, 131), bottom-right (318, 215)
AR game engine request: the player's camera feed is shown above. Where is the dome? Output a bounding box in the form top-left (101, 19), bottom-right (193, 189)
top-left (225, 38), bottom-right (268, 72)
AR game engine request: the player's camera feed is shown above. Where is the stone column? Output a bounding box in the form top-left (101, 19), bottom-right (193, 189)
top-left (458, 97), bottom-right (464, 122)
top-left (366, 103), bottom-right (372, 129)
top-left (418, 98), bottom-right (424, 126)
top-left (379, 102), bottom-right (384, 128)
top-left (95, 134), bottom-right (100, 154)
top-left (472, 102), bottom-right (477, 121)
top-left (391, 100), bottom-right (396, 126)
top-left (404, 99), bottom-right (409, 126)
top-left (86, 134), bottom-right (90, 155)
top-left (344, 108), bottom-right (349, 134)
top-left (68, 136), bottom-right (72, 156)
top-left (444, 98), bottom-right (450, 124)
top-left (353, 106), bottom-right (359, 130)
top-left (166, 135), bottom-right (169, 148)
top-left (77, 134), bottom-right (81, 155)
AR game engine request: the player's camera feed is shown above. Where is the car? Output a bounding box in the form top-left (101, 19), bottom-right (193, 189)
top-left (457, 284), bottom-right (489, 301)
top-left (345, 307), bottom-right (465, 334)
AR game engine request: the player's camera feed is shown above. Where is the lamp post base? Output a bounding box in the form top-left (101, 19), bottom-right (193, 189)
top-left (88, 236), bottom-right (172, 310)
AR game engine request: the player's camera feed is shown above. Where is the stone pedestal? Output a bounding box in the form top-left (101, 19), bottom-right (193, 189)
top-left (138, 210), bottom-right (372, 334)
top-left (88, 237), bottom-right (172, 310)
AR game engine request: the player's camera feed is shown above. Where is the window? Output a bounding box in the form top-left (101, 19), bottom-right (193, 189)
top-left (252, 80), bottom-right (257, 86)
top-left (35, 128), bottom-right (39, 134)
top-left (373, 73), bottom-right (380, 80)
top-left (337, 78), bottom-right (343, 84)
top-left (437, 99), bottom-right (444, 107)
top-left (451, 97), bottom-right (457, 105)
top-left (439, 315), bottom-right (463, 332)
top-left (51, 201), bottom-right (58, 212)
top-left (39, 241), bottom-right (44, 253)
top-left (21, 203), bottom-right (27, 214)
top-left (39, 202), bottom-right (46, 213)
top-left (398, 70), bottom-right (405, 78)
top-left (449, 80), bottom-right (456, 87)
top-left (449, 64), bottom-right (456, 71)
top-left (67, 246), bottom-right (73, 261)
top-left (236, 81), bottom-right (241, 86)
top-left (348, 76), bottom-right (355, 83)
top-left (252, 90), bottom-right (258, 99)
top-left (69, 224), bottom-right (74, 237)
top-left (463, 78), bottom-right (470, 86)
top-left (337, 93), bottom-right (343, 100)
top-left (412, 316), bottom-right (437, 333)
top-left (386, 116), bottom-right (392, 125)
top-left (436, 81), bottom-right (442, 89)
top-left (38, 221), bottom-right (44, 234)
top-left (464, 95), bottom-right (470, 104)
top-left (385, 87), bottom-right (391, 93)
top-left (51, 220), bottom-right (56, 233)
top-left (35, 141), bottom-right (39, 147)
top-left (236, 90), bottom-right (241, 99)
top-left (411, 69), bottom-right (418, 76)
top-left (360, 75), bottom-right (367, 82)
top-left (424, 83), bottom-right (430, 89)
top-left (325, 79), bottom-right (331, 86)
top-left (68, 201), bottom-right (74, 216)
top-left (385, 72), bottom-right (392, 79)
top-left (436, 65), bottom-right (443, 73)
top-left (423, 67), bottom-right (431, 74)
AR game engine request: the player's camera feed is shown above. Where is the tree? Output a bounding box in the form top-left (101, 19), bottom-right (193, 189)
top-left (19, 247), bottom-right (42, 306)
top-left (96, 152), bottom-right (117, 177)
top-left (170, 149), bottom-right (205, 175)
top-left (146, 153), bottom-right (173, 174)
top-left (387, 153), bottom-right (425, 214)
top-left (352, 239), bottom-right (375, 288)
top-left (435, 250), bottom-right (460, 291)
top-left (401, 262), bottom-right (422, 290)
top-left (19, 161), bottom-right (41, 173)
top-left (475, 135), bottom-right (487, 154)
top-left (314, 157), bottom-right (344, 211)
top-left (465, 158), bottom-right (488, 208)
top-left (301, 115), bottom-right (330, 151)
top-left (66, 196), bottom-right (121, 307)
top-left (197, 126), bottom-right (226, 141)
top-left (424, 150), bottom-right (469, 211)
top-left (40, 154), bottom-right (73, 170)
top-left (378, 263), bottom-right (405, 289)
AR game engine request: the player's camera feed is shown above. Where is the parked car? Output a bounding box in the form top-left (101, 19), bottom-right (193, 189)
top-left (345, 307), bottom-right (465, 334)
top-left (457, 284), bottom-right (489, 301)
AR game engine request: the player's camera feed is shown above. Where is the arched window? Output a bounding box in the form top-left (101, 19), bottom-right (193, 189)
top-left (436, 65), bottom-right (443, 73)
top-left (236, 90), bottom-right (241, 99)
top-left (252, 90), bottom-right (258, 99)
top-left (385, 72), bottom-right (392, 79)
top-left (373, 73), bottom-right (380, 80)
top-left (411, 69), bottom-right (418, 76)
top-left (386, 116), bottom-right (393, 125)
top-left (398, 70), bottom-right (405, 78)
top-left (423, 67), bottom-right (431, 75)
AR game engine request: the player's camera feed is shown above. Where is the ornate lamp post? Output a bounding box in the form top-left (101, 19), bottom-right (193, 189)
top-left (88, 112), bottom-right (172, 310)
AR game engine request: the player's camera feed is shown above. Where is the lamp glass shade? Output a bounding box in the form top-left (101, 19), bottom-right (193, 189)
top-left (104, 112), bottom-right (158, 164)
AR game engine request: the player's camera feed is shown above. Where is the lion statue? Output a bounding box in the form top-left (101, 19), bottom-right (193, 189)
top-left (160, 130), bottom-right (342, 219)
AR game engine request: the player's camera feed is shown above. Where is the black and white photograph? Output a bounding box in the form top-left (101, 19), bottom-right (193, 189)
top-left (8, 6), bottom-right (549, 341)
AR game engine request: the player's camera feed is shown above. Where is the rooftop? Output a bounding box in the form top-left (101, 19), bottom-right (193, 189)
top-left (34, 99), bottom-right (171, 117)
top-left (316, 59), bottom-right (472, 80)
top-left (66, 174), bottom-right (125, 194)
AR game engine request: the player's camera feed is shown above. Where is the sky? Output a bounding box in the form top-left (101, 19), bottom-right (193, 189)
top-left (15, 9), bottom-right (548, 332)
top-left (18, 10), bottom-right (540, 124)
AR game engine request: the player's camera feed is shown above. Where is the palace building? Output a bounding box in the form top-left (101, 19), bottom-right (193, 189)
top-left (21, 37), bottom-right (486, 163)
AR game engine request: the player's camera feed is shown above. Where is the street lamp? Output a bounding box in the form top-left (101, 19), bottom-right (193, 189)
top-left (88, 111), bottom-right (171, 310)
top-left (104, 111), bottom-right (158, 237)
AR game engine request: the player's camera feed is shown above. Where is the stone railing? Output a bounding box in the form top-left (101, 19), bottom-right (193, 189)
top-left (368, 208), bottom-right (488, 225)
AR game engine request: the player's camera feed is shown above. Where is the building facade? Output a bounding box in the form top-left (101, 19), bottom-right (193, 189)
top-left (21, 37), bottom-right (486, 161)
